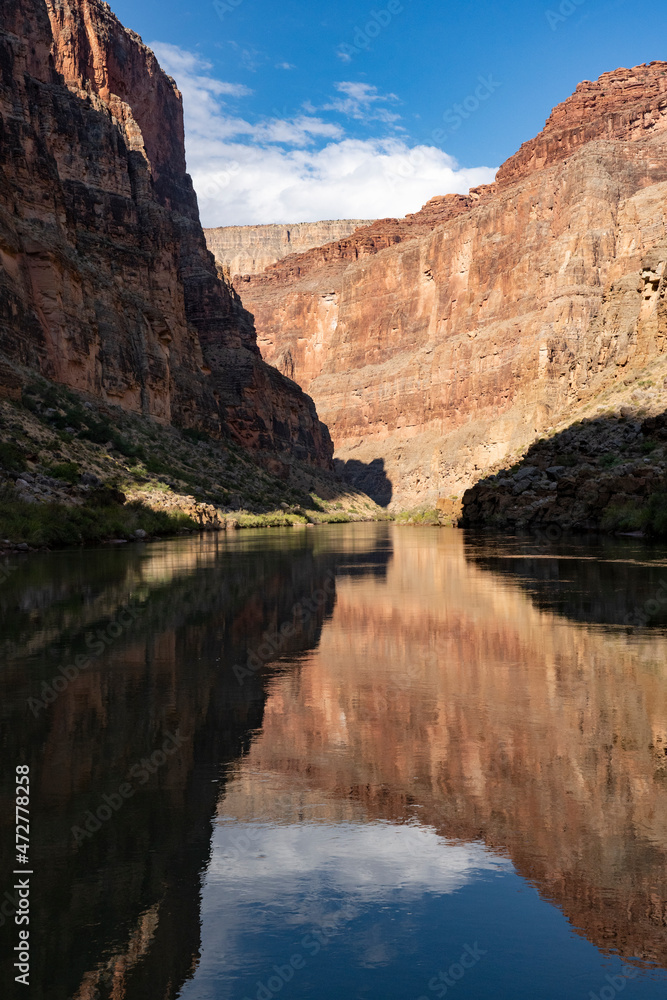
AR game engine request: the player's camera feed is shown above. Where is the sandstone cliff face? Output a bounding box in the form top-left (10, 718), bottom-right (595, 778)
top-left (0, 0), bottom-right (332, 468)
top-left (237, 63), bottom-right (667, 506)
top-left (205, 220), bottom-right (375, 277)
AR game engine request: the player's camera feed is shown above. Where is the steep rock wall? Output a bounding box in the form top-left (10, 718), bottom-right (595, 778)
top-left (0, 0), bottom-right (332, 468)
top-left (205, 220), bottom-right (375, 277)
top-left (237, 63), bottom-right (667, 505)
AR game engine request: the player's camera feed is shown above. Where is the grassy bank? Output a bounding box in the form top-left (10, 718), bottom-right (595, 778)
top-left (0, 363), bottom-right (385, 549)
top-left (393, 508), bottom-right (448, 526)
top-left (0, 497), bottom-right (197, 548)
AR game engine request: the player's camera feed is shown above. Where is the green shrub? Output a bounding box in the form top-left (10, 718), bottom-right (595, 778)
top-left (114, 436), bottom-right (143, 459)
top-left (0, 442), bottom-right (27, 472)
top-left (646, 492), bottom-right (667, 536)
top-left (394, 508), bottom-right (440, 524)
top-left (22, 395), bottom-right (39, 413)
top-left (600, 501), bottom-right (645, 533)
top-left (182, 427), bottom-right (211, 444)
top-left (236, 512), bottom-right (297, 528)
top-left (601, 493), bottom-right (667, 537)
top-left (80, 418), bottom-right (112, 445)
top-left (145, 456), bottom-right (170, 475)
top-left (46, 461), bottom-right (80, 484)
top-left (0, 499), bottom-right (197, 548)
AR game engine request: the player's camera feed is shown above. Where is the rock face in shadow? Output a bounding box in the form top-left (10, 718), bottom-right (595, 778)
top-left (234, 63), bottom-right (667, 506)
top-left (461, 410), bottom-right (667, 534)
top-left (333, 456), bottom-right (393, 507)
top-left (0, 0), bottom-right (332, 469)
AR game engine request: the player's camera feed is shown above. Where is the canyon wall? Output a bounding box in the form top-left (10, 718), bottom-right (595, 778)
top-left (205, 220), bottom-right (375, 277)
top-left (237, 63), bottom-right (667, 507)
top-left (0, 0), bottom-right (332, 469)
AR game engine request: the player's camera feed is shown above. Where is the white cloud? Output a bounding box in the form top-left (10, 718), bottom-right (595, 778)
top-left (192, 137), bottom-right (496, 226)
top-left (322, 81), bottom-right (402, 124)
top-left (208, 821), bottom-right (513, 896)
top-left (151, 42), bottom-right (251, 98)
top-left (149, 42), bottom-right (498, 227)
top-left (276, 61), bottom-right (296, 70)
top-left (177, 821), bottom-right (512, 997)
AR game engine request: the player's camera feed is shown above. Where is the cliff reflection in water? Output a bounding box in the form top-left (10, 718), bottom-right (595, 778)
top-left (0, 530), bottom-right (374, 1000)
top-left (216, 528), bottom-right (667, 977)
top-left (0, 526), bottom-right (666, 1000)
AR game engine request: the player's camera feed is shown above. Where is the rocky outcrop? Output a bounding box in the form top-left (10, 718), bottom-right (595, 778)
top-left (236, 63), bottom-right (667, 507)
top-left (495, 63), bottom-right (667, 186)
top-left (0, 0), bottom-right (332, 469)
top-left (461, 408), bottom-right (667, 534)
top-left (205, 220), bottom-right (375, 277)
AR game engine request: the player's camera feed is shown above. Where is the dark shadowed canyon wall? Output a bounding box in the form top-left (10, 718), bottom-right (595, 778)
top-left (0, 0), bottom-right (332, 468)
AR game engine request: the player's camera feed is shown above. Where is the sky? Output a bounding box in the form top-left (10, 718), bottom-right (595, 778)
top-left (111, 0), bottom-right (666, 227)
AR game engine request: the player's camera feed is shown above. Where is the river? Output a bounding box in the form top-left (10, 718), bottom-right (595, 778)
top-left (1, 525), bottom-right (666, 999)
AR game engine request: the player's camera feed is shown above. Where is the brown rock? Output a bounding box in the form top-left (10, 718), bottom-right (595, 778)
top-left (0, 0), bottom-right (332, 471)
top-left (234, 62), bottom-right (667, 508)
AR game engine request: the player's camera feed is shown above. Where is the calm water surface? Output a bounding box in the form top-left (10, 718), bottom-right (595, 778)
top-left (1, 525), bottom-right (666, 999)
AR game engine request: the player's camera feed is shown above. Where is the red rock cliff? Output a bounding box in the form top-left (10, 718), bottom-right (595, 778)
top-left (0, 0), bottom-right (332, 468)
top-left (233, 62), bottom-right (667, 505)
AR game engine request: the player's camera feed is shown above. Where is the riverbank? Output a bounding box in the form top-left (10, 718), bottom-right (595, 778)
top-left (0, 501), bottom-right (386, 553)
top-left (461, 409), bottom-right (667, 537)
top-left (0, 368), bottom-right (386, 550)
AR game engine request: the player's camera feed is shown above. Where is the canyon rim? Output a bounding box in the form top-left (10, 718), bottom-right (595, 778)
top-left (212, 63), bottom-right (667, 511)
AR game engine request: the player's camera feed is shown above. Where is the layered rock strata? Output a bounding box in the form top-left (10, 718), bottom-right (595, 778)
top-left (205, 220), bottom-right (375, 277)
top-left (0, 0), bottom-right (332, 469)
top-left (235, 63), bottom-right (667, 507)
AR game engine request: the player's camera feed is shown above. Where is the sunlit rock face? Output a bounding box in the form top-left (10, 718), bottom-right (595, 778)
top-left (205, 221), bottom-right (376, 278)
top-left (221, 530), bottom-right (667, 966)
top-left (0, 0), bottom-right (332, 468)
top-left (234, 63), bottom-right (667, 507)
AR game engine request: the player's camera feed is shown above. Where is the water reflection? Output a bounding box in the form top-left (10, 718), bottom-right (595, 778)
top-left (464, 531), bottom-right (667, 626)
top-left (0, 530), bottom-right (370, 1000)
top-left (0, 526), bottom-right (666, 999)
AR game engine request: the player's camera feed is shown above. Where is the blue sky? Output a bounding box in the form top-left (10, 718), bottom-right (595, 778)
top-left (112, 0), bottom-right (665, 226)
